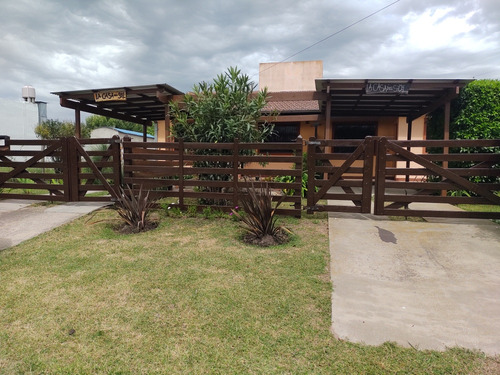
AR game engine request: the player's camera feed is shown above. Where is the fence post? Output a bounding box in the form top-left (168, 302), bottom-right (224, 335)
top-left (178, 138), bottom-right (184, 210)
top-left (232, 138), bottom-right (239, 209)
top-left (306, 137), bottom-right (317, 213)
top-left (122, 136), bottom-right (132, 191)
top-left (361, 136), bottom-right (375, 213)
top-left (61, 138), bottom-right (72, 201)
top-left (68, 137), bottom-right (80, 201)
top-left (110, 135), bottom-right (121, 196)
top-left (373, 137), bottom-right (387, 215)
top-left (294, 136), bottom-right (303, 218)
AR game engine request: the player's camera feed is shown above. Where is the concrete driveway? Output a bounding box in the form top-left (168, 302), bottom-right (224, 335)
top-left (0, 199), bottom-right (110, 251)
top-left (329, 209), bottom-right (500, 356)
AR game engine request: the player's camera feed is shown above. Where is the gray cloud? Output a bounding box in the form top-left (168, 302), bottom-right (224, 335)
top-left (0, 0), bottom-right (498, 120)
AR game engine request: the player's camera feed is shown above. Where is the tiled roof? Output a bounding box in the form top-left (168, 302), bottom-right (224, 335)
top-left (263, 100), bottom-right (320, 113)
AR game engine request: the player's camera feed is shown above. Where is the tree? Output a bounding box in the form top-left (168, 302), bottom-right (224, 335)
top-left (85, 115), bottom-right (154, 135)
top-left (169, 66), bottom-right (273, 143)
top-left (35, 119), bottom-right (90, 139)
top-left (168, 66), bottom-right (274, 205)
top-left (453, 79), bottom-right (500, 140)
top-left (426, 79), bottom-right (500, 185)
top-left (427, 79), bottom-right (500, 140)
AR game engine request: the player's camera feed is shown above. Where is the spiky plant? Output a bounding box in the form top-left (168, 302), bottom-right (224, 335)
top-left (115, 184), bottom-right (155, 232)
top-left (232, 180), bottom-right (289, 243)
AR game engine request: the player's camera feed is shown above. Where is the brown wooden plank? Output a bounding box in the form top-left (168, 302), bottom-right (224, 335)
top-left (382, 208), bottom-right (500, 219)
top-left (386, 153), bottom-right (499, 162)
top-left (0, 193), bottom-right (66, 201)
top-left (384, 194), bottom-right (495, 205)
top-left (385, 168), bottom-right (500, 176)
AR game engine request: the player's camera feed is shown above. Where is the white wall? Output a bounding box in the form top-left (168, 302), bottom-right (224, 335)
top-left (0, 100), bottom-right (40, 139)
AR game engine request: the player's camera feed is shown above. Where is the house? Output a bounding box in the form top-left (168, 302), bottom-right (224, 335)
top-left (51, 62), bottom-right (471, 149)
top-left (259, 61), bottom-right (471, 146)
top-left (90, 127), bottom-right (155, 142)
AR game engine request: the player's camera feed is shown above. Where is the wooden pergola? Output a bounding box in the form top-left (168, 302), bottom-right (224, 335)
top-left (54, 79), bottom-right (472, 143)
top-left (52, 84), bottom-right (184, 141)
top-left (263, 78), bottom-right (473, 141)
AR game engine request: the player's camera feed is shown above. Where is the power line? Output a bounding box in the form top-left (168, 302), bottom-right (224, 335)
top-left (258, 0), bottom-right (401, 76)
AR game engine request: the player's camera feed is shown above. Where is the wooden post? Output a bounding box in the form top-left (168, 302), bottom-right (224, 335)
top-left (294, 135), bottom-right (303, 217)
top-left (443, 100), bottom-right (450, 168)
top-left (324, 86), bottom-right (332, 153)
top-left (441, 100), bottom-right (451, 196)
top-left (110, 135), bottom-right (121, 195)
top-left (232, 138), bottom-right (239, 209)
top-left (68, 137), bottom-right (79, 201)
top-left (306, 137), bottom-right (317, 213)
top-left (122, 136), bottom-right (133, 190)
top-left (374, 137), bottom-right (387, 215)
top-left (178, 138), bottom-right (184, 210)
top-left (361, 136), bottom-right (375, 213)
top-left (142, 123), bottom-right (148, 143)
top-left (405, 117), bottom-right (413, 183)
top-left (74, 108), bottom-right (81, 139)
top-left (61, 138), bottom-right (72, 201)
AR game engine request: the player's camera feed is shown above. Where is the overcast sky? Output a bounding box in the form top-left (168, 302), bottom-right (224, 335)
top-left (1, 0), bottom-right (499, 121)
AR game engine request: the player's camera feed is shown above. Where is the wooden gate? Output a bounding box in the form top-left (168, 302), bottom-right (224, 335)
top-left (0, 137), bottom-right (120, 202)
top-left (305, 137), bottom-right (375, 214)
top-left (374, 138), bottom-right (500, 219)
top-left (306, 137), bottom-right (500, 219)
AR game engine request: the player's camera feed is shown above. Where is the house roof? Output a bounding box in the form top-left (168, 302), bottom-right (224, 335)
top-left (52, 84), bottom-right (184, 125)
top-left (263, 99), bottom-right (320, 113)
top-left (315, 78), bottom-right (473, 120)
top-left (114, 127), bottom-right (155, 138)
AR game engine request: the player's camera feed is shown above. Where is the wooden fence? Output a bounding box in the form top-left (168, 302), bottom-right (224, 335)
top-left (122, 137), bottom-right (303, 217)
top-left (2, 135), bottom-right (499, 219)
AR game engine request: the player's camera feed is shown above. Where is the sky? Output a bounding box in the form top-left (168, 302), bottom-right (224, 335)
top-left (1, 0), bottom-right (499, 121)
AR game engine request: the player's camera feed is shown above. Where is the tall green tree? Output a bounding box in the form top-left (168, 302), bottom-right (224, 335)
top-left (169, 66), bottom-right (274, 204)
top-left (169, 66), bottom-right (273, 143)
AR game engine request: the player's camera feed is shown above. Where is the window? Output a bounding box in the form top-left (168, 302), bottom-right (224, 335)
top-left (269, 123), bottom-right (300, 143)
top-left (334, 122), bottom-right (377, 152)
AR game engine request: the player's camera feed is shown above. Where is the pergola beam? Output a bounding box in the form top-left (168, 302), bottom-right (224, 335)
top-left (60, 98), bottom-right (149, 126)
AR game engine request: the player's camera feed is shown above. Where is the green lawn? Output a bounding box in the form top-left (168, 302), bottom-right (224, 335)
top-left (0, 208), bottom-right (496, 374)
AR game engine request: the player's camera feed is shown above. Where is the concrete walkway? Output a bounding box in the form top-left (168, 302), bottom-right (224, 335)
top-left (0, 199), bottom-right (110, 250)
top-left (329, 208), bottom-right (500, 356)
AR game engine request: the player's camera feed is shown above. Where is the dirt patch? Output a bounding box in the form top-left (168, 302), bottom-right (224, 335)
top-left (243, 229), bottom-right (289, 247)
top-left (114, 220), bottom-right (159, 235)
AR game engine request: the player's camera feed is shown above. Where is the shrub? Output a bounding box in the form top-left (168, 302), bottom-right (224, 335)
top-left (115, 185), bottom-right (155, 232)
top-left (232, 180), bottom-right (289, 246)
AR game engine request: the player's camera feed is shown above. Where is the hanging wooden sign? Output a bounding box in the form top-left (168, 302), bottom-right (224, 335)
top-left (366, 82), bottom-right (410, 95)
top-left (94, 90), bottom-right (127, 102)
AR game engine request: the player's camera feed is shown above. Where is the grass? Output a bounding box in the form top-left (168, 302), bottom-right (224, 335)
top-left (457, 203), bottom-right (500, 224)
top-left (0, 209), bottom-right (496, 374)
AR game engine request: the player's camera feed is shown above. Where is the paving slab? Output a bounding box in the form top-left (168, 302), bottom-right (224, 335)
top-left (0, 200), bottom-right (110, 250)
top-left (329, 211), bottom-right (500, 355)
